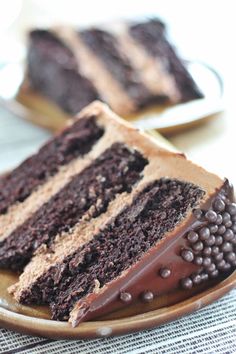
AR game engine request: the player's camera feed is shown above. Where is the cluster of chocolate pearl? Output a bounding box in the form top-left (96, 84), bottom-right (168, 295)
top-left (181, 195), bottom-right (236, 290)
top-left (119, 267), bottom-right (172, 304)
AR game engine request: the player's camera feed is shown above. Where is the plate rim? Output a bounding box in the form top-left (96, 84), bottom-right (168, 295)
top-left (0, 271), bottom-right (235, 340)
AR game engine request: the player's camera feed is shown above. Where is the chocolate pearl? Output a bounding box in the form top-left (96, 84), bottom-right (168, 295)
top-left (223, 229), bottom-right (234, 241)
top-left (210, 269), bottom-right (219, 278)
top-left (215, 236), bottom-right (223, 246)
top-left (199, 227), bottom-right (210, 240)
top-left (214, 252), bottom-right (224, 262)
top-left (213, 198), bottom-right (225, 212)
top-left (142, 291), bottom-right (154, 303)
top-left (226, 252), bottom-right (236, 263)
top-left (212, 246), bottom-right (220, 255)
top-left (209, 224), bottom-right (218, 234)
top-left (222, 212), bottom-right (231, 225)
top-left (227, 203), bottom-right (236, 216)
top-left (192, 274), bottom-right (202, 285)
top-left (203, 257), bottom-right (212, 267)
top-left (224, 263), bottom-right (231, 271)
top-left (193, 209), bottom-right (203, 219)
top-left (232, 236), bottom-right (236, 245)
top-left (217, 259), bottom-right (226, 269)
top-left (203, 247), bottom-right (212, 256)
top-left (221, 242), bottom-right (233, 253)
top-left (216, 214), bottom-right (223, 225)
top-left (205, 210), bottom-right (217, 223)
top-left (207, 263), bottom-right (216, 272)
top-left (181, 277), bottom-right (193, 289)
top-left (232, 223), bottom-right (236, 233)
top-left (205, 235), bottom-right (215, 246)
top-left (120, 292), bottom-right (132, 303)
top-left (225, 221), bottom-right (232, 228)
top-left (201, 273), bottom-right (209, 281)
top-left (159, 267), bottom-right (171, 279)
top-left (218, 225), bottom-right (226, 235)
top-left (194, 256), bottom-right (203, 265)
top-left (231, 259), bottom-right (236, 267)
top-left (193, 241), bottom-right (204, 252)
top-left (181, 249), bottom-right (194, 262)
top-left (187, 231), bottom-right (199, 243)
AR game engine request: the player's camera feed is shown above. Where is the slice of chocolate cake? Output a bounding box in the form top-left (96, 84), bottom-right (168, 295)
top-left (5, 101), bottom-right (235, 327)
top-left (23, 18), bottom-right (203, 119)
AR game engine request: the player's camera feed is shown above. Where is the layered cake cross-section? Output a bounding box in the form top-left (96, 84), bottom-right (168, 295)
top-left (21, 18), bottom-right (203, 121)
top-left (1, 101), bottom-right (235, 327)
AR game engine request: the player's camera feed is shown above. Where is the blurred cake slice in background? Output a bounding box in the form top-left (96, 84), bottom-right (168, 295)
top-left (19, 18), bottom-right (203, 124)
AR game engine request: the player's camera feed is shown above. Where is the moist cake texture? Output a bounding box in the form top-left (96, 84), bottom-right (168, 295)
top-left (1, 101), bottom-right (234, 326)
top-left (24, 19), bottom-right (203, 118)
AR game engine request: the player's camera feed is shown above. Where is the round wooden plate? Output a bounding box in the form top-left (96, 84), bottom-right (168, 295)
top-left (0, 271), bottom-right (235, 340)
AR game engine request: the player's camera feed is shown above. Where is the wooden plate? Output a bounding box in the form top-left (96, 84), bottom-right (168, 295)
top-left (0, 270), bottom-right (235, 339)
top-left (0, 60), bottom-right (224, 134)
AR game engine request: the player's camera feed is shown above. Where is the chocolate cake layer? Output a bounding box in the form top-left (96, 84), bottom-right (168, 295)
top-left (30, 178), bottom-right (203, 320)
top-left (0, 143), bottom-right (147, 270)
top-left (28, 30), bottom-right (100, 114)
top-left (0, 116), bottom-right (103, 215)
top-left (129, 19), bottom-right (203, 102)
top-left (79, 28), bottom-right (167, 109)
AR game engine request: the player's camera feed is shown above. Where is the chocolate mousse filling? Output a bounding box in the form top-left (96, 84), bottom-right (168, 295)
top-left (129, 19), bottom-right (203, 101)
top-left (0, 143), bottom-right (147, 270)
top-left (79, 29), bottom-right (167, 109)
top-left (27, 30), bottom-right (100, 114)
top-left (17, 178), bottom-right (204, 320)
top-left (0, 116), bottom-right (104, 215)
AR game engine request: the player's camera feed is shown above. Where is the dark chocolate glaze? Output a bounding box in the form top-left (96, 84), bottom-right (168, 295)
top-left (27, 30), bottom-right (100, 114)
top-left (68, 180), bottom-right (235, 326)
top-left (79, 28), bottom-right (169, 108)
top-left (0, 143), bottom-right (147, 271)
top-left (129, 19), bottom-right (203, 102)
top-left (0, 116), bottom-right (103, 215)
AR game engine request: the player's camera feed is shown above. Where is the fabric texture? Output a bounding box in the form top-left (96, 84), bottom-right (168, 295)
top-left (0, 289), bottom-right (235, 354)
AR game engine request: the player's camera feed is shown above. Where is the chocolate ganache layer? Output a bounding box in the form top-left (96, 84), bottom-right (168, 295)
top-left (7, 102), bottom-right (233, 327)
